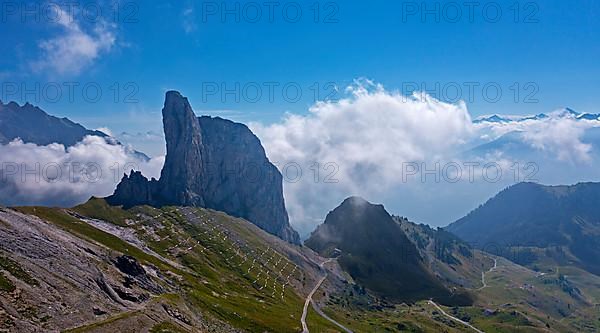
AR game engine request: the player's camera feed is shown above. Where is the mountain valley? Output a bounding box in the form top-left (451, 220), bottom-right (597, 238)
top-left (0, 96), bottom-right (599, 332)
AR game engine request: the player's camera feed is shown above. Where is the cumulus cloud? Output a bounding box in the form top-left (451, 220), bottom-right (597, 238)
top-left (31, 7), bottom-right (116, 75)
top-left (252, 81), bottom-right (600, 236)
top-left (0, 136), bottom-right (164, 207)
top-left (251, 81), bottom-right (475, 235)
top-left (474, 112), bottom-right (600, 163)
top-left (521, 119), bottom-right (593, 163)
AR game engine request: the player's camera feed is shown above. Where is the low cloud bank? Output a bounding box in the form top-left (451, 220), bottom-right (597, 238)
top-left (252, 81), bottom-right (600, 236)
top-left (2, 81), bottom-right (599, 237)
top-left (0, 136), bottom-right (163, 207)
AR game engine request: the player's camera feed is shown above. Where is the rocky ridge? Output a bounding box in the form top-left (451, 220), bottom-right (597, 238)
top-left (107, 91), bottom-right (300, 244)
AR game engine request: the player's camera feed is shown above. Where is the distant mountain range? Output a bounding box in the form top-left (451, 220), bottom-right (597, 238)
top-left (0, 101), bottom-right (108, 146)
top-left (0, 100), bottom-right (149, 160)
top-left (466, 108), bottom-right (600, 168)
top-left (446, 182), bottom-right (600, 275)
top-left (473, 108), bottom-right (600, 124)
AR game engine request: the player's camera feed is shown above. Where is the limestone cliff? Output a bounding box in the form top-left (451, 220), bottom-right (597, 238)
top-left (107, 91), bottom-right (300, 244)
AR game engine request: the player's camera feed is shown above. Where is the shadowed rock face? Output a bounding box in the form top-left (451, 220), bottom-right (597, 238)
top-left (158, 92), bottom-right (206, 206)
top-left (107, 171), bottom-right (160, 208)
top-left (108, 91), bottom-right (300, 244)
top-left (306, 197), bottom-right (471, 305)
top-left (0, 100), bottom-right (108, 146)
top-left (196, 115), bottom-right (299, 243)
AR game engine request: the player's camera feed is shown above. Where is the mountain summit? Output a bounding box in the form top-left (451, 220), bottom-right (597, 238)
top-left (306, 196), bottom-right (471, 305)
top-left (447, 182), bottom-right (600, 274)
top-left (473, 107), bottom-right (600, 124)
top-left (108, 91), bottom-right (300, 244)
top-left (0, 100), bottom-right (150, 161)
top-left (0, 100), bottom-right (108, 146)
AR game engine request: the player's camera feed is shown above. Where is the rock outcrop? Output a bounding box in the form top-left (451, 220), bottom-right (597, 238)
top-left (107, 91), bottom-right (300, 244)
top-left (158, 92), bottom-right (206, 206)
top-left (107, 171), bottom-right (160, 208)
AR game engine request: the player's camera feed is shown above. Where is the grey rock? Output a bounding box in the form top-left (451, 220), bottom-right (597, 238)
top-left (159, 91), bottom-right (206, 206)
top-left (114, 255), bottom-right (146, 276)
top-left (0, 100), bottom-right (107, 146)
top-left (108, 91), bottom-right (300, 244)
top-left (107, 171), bottom-right (160, 208)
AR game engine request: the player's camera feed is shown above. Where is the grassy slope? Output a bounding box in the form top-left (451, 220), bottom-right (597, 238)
top-left (71, 197), bottom-right (135, 227)
top-left (16, 203), bottom-right (308, 332)
top-left (465, 256), bottom-right (600, 332)
top-left (13, 200), bottom-right (600, 332)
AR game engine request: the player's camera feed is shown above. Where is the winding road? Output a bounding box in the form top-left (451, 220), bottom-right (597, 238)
top-left (301, 258), bottom-right (353, 333)
top-left (428, 300), bottom-right (484, 333)
top-left (477, 258), bottom-right (498, 290)
top-left (424, 257), bottom-right (498, 332)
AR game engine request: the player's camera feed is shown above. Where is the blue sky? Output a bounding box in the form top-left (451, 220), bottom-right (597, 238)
top-left (2, 0), bottom-right (599, 145)
top-left (1, 1), bottom-right (600, 232)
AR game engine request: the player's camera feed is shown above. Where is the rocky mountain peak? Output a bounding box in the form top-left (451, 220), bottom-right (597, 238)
top-left (341, 195), bottom-right (369, 205)
top-left (323, 196), bottom-right (390, 230)
top-left (159, 90), bottom-right (205, 206)
top-left (0, 100), bottom-right (110, 147)
top-left (305, 197), bottom-right (465, 304)
top-left (108, 91), bottom-right (300, 244)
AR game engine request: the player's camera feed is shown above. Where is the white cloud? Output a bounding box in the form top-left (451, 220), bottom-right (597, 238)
top-left (0, 136), bottom-right (164, 207)
top-left (31, 7), bottom-right (116, 75)
top-left (521, 119), bottom-right (593, 163)
top-left (474, 113), bottom-right (600, 163)
top-left (251, 81), bottom-right (475, 235)
top-left (251, 81), bottom-right (600, 236)
top-left (182, 5), bottom-right (198, 34)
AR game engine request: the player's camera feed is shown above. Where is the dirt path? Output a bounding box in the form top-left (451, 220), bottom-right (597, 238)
top-left (428, 300), bottom-right (485, 333)
top-left (301, 274), bottom-right (327, 333)
top-left (477, 258), bottom-right (498, 290)
top-left (301, 258), bottom-right (354, 333)
top-left (310, 301), bottom-right (353, 333)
